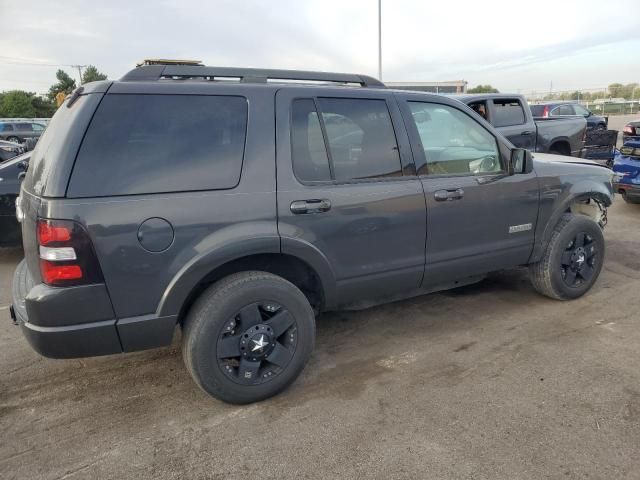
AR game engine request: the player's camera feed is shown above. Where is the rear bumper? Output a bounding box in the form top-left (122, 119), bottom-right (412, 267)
top-left (11, 260), bottom-right (176, 359)
top-left (613, 182), bottom-right (640, 199)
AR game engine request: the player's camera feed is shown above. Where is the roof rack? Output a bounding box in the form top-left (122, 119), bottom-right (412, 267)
top-left (120, 64), bottom-right (385, 88)
top-left (136, 59), bottom-right (203, 67)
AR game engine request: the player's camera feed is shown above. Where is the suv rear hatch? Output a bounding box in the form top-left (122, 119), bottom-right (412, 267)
top-left (19, 82), bottom-right (110, 282)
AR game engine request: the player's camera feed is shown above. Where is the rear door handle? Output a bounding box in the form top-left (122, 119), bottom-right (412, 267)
top-left (434, 188), bottom-right (464, 202)
top-left (521, 130), bottom-right (535, 136)
top-left (290, 199), bottom-right (332, 214)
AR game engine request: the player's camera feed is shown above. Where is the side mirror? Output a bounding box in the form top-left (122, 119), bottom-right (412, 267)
top-left (510, 148), bottom-right (533, 175)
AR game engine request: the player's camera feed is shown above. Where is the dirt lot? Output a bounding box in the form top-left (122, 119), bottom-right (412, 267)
top-left (1, 198), bottom-right (639, 480)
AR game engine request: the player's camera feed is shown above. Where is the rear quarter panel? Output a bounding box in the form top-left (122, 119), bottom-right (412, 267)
top-left (534, 117), bottom-right (587, 155)
top-left (40, 85), bottom-right (279, 319)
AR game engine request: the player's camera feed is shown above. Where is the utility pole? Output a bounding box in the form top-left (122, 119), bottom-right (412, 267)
top-left (378, 0), bottom-right (382, 81)
top-left (72, 64), bottom-right (87, 84)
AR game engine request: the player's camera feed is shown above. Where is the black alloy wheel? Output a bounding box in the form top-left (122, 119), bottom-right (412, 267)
top-left (560, 232), bottom-right (598, 288)
top-left (217, 302), bottom-right (297, 385)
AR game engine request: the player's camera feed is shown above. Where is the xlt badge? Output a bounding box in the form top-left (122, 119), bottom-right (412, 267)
top-left (509, 223), bottom-right (532, 234)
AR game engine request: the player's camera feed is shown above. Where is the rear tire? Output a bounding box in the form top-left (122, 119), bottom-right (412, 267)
top-left (6, 136), bottom-right (20, 144)
top-left (549, 145), bottom-right (569, 156)
top-left (528, 213), bottom-right (604, 300)
top-left (182, 271), bottom-right (315, 404)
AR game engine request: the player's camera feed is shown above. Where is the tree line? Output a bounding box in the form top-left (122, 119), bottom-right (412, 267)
top-left (0, 65), bottom-right (107, 118)
top-left (468, 83), bottom-right (639, 101)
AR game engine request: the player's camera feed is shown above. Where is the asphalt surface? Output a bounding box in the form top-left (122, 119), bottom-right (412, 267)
top-left (1, 198), bottom-right (639, 480)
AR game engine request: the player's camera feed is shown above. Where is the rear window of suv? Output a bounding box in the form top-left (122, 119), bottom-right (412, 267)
top-left (68, 94), bottom-right (248, 197)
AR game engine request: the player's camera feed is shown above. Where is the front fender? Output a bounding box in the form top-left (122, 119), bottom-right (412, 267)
top-left (530, 175), bottom-right (613, 263)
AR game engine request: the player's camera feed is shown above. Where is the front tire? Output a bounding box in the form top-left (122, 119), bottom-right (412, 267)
top-left (182, 271), bottom-right (315, 404)
top-left (528, 213), bottom-right (605, 300)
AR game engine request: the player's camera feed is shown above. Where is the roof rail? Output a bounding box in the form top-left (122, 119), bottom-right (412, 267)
top-left (120, 65), bottom-right (385, 88)
top-left (136, 59), bottom-right (203, 67)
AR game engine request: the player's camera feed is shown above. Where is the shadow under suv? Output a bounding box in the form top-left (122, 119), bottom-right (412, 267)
top-left (12, 64), bottom-right (613, 404)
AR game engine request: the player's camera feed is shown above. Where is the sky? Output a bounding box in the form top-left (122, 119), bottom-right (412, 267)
top-left (0, 0), bottom-right (639, 95)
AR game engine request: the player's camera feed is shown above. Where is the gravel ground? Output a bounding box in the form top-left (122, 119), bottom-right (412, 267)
top-left (1, 198), bottom-right (639, 480)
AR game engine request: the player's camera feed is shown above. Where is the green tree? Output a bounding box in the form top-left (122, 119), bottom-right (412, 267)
top-left (47, 69), bottom-right (76, 102)
top-left (608, 83), bottom-right (624, 98)
top-left (81, 65), bottom-right (108, 84)
top-left (0, 90), bottom-right (37, 117)
top-left (468, 84), bottom-right (499, 94)
top-left (0, 90), bottom-right (57, 118)
top-left (31, 95), bottom-right (56, 117)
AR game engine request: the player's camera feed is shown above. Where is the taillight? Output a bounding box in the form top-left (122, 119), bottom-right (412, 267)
top-left (37, 218), bottom-right (103, 287)
top-left (543, 105), bottom-right (550, 117)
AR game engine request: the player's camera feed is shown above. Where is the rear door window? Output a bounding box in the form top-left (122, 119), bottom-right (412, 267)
top-left (68, 94), bottom-right (248, 197)
top-left (492, 99), bottom-right (526, 127)
top-left (319, 98), bottom-right (402, 182)
top-left (290, 97), bottom-right (402, 183)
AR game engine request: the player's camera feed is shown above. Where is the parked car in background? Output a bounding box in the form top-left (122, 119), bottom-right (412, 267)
top-left (530, 102), bottom-right (608, 130)
top-left (0, 140), bottom-right (25, 162)
top-left (11, 64), bottom-right (613, 404)
top-left (613, 138), bottom-right (640, 204)
top-left (458, 94), bottom-right (587, 156)
top-left (623, 120), bottom-right (640, 139)
top-left (0, 152), bottom-right (29, 246)
top-left (0, 121), bottom-right (46, 144)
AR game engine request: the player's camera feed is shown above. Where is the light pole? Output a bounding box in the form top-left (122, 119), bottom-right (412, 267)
top-left (378, 0), bottom-right (382, 81)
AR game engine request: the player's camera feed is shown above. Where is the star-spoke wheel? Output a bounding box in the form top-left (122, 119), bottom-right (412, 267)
top-left (182, 271), bottom-right (316, 403)
top-left (560, 231), bottom-right (598, 288)
top-left (217, 302), bottom-right (297, 385)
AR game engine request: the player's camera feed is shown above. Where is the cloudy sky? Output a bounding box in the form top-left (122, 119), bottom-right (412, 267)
top-left (1, 0), bottom-right (638, 95)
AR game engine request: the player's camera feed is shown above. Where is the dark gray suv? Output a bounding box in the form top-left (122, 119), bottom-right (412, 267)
top-left (11, 64), bottom-right (614, 404)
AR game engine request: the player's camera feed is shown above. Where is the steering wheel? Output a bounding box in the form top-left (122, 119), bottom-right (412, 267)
top-left (479, 154), bottom-right (497, 173)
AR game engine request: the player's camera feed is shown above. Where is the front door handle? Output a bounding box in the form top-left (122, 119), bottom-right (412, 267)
top-left (290, 199), bottom-right (332, 214)
top-left (521, 130), bottom-right (535, 136)
top-left (434, 188), bottom-right (464, 202)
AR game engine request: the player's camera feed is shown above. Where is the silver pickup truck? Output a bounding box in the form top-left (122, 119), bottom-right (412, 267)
top-left (457, 94), bottom-right (587, 156)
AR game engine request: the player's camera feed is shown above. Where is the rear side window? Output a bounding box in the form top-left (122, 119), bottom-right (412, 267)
top-left (0, 123), bottom-right (14, 132)
top-left (492, 99), bottom-right (526, 127)
top-left (291, 97), bottom-right (402, 183)
top-left (68, 94), bottom-right (248, 197)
